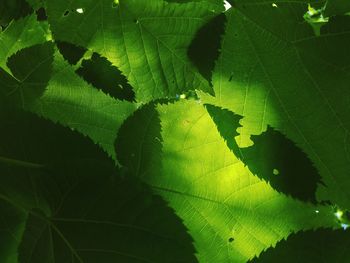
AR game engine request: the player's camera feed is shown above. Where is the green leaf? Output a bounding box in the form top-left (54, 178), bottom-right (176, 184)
top-left (116, 103), bottom-right (162, 178)
top-left (31, 51), bottom-right (137, 159)
top-left (0, 42), bottom-right (136, 159)
top-left (0, 201), bottom-right (26, 263)
top-left (76, 52), bottom-right (135, 101)
top-left (116, 100), bottom-right (338, 262)
top-left (0, 109), bottom-right (197, 263)
top-left (201, 2), bottom-right (350, 209)
top-left (0, 42), bottom-right (54, 108)
top-left (188, 13), bottom-right (226, 83)
top-left (46, 0), bottom-right (221, 102)
top-left (206, 104), bottom-right (321, 203)
top-left (165, 0), bottom-right (224, 10)
top-left (250, 229), bottom-right (350, 262)
top-left (56, 41), bottom-right (87, 65)
top-left (0, 14), bottom-right (51, 72)
top-left (0, 0), bottom-right (32, 27)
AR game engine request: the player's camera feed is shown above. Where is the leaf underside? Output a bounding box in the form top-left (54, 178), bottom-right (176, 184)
top-left (1, 0), bottom-right (350, 262)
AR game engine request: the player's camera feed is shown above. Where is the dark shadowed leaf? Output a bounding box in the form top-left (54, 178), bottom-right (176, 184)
top-left (56, 41), bottom-right (87, 65)
top-left (0, 109), bottom-right (197, 263)
top-left (206, 104), bottom-right (321, 203)
top-left (0, 0), bottom-right (32, 27)
top-left (188, 13), bottom-right (226, 84)
top-left (0, 42), bottom-right (54, 108)
top-left (325, 0), bottom-right (350, 16)
top-left (77, 53), bottom-right (135, 101)
top-left (250, 229), bottom-right (350, 263)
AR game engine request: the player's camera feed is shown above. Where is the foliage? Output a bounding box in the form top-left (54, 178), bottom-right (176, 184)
top-left (0, 0), bottom-right (349, 262)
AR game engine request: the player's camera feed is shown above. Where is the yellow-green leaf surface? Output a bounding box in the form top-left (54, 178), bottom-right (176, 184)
top-left (46, 0), bottom-right (221, 102)
top-left (200, 1), bottom-right (350, 209)
top-left (30, 51), bottom-right (137, 159)
top-left (117, 100), bottom-right (338, 262)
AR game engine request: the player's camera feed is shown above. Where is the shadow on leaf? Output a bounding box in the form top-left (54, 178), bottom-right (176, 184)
top-left (206, 104), bottom-right (321, 203)
top-left (250, 228), bottom-right (350, 262)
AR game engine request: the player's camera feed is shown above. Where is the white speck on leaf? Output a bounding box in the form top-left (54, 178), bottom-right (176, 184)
top-left (341, 223), bottom-right (349, 230)
top-left (224, 1), bottom-right (232, 11)
top-left (335, 210), bottom-right (343, 219)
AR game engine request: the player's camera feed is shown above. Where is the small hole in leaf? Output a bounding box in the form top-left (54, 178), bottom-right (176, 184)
top-left (224, 0), bottom-right (232, 11)
top-left (76, 8), bottom-right (84, 14)
top-left (63, 10), bottom-right (70, 17)
top-left (228, 237), bottom-right (234, 242)
top-left (133, 19), bottom-right (139, 24)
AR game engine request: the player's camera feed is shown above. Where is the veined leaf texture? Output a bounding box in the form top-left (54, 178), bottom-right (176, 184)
top-left (0, 0), bottom-right (349, 262)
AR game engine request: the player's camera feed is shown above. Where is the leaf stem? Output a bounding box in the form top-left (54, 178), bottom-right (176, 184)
top-left (0, 156), bottom-right (45, 169)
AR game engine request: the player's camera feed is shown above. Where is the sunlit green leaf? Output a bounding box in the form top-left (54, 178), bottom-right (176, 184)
top-left (116, 100), bottom-right (338, 262)
top-left (46, 0), bottom-right (222, 102)
top-left (201, 1), bottom-right (350, 210)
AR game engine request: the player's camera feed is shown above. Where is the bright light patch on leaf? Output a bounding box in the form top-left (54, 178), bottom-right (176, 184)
top-left (272, 3), bottom-right (278, 8)
top-left (224, 0), bottom-right (232, 11)
top-left (76, 8), bottom-right (84, 14)
top-left (307, 4), bottom-right (318, 16)
top-left (341, 223), bottom-right (349, 230)
top-left (335, 210), bottom-right (343, 220)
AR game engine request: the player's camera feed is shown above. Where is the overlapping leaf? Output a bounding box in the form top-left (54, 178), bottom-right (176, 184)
top-left (76, 52), bottom-right (135, 101)
top-left (0, 42), bottom-right (54, 108)
top-left (200, 0), bottom-right (350, 209)
top-left (0, 109), bottom-right (197, 263)
top-left (30, 50), bottom-right (137, 159)
top-left (250, 229), bottom-right (350, 262)
top-left (45, 0), bottom-right (222, 102)
top-left (1, 0), bottom-right (349, 262)
top-left (0, 35), bottom-right (137, 159)
top-left (0, 0), bottom-right (32, 27)
top-left (206, 104), bottom-right (321, 203)
top-left (116, 100), bottom-right (338, 262)
top-left (0, 14), bottom-right (50, 72)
